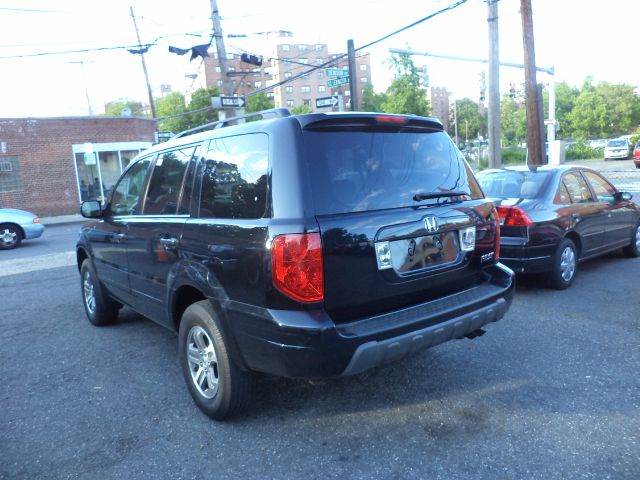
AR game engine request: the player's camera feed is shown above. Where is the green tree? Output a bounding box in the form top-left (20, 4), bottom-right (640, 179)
top-left (449, 98), bottom-right (487, 143)
top-left (360, 84), bottom-right (387, 112)
top-left (291, 104), bottom-right (312, 114)
top-left (500, 96), bottom-right (527, 146)
top-left (186, 87), bottom-right (220, 128)
top-left (156, 92), bottom-right (187, 132)
top-left (380, 54), bottom-right (430, 116)
top-left (245, 92), bottom-right (274, 113)
top-left (542, 81), bottom-right (579, 139)
top-left (103, 99), bottom-right (146, 117)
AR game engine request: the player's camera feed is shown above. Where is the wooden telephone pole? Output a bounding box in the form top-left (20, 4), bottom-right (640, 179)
top-left (130, 6), bottom-right (156, 118)
top-left (520, 0), bottom-right (544, 166)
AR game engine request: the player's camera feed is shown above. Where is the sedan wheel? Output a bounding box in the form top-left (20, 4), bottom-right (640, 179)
top-left (549, 238), bottom-right (577, 290)
top-left (0, 224), bottom-right (22, 250)
top-left (623, 224), bottom-right (640, 258)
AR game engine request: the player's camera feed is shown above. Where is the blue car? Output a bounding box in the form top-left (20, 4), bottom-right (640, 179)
top-left (0, 208), bottom-right (45, 250)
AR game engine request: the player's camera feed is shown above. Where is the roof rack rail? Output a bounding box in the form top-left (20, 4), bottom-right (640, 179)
top-left (172, 108), bottom-right (291, 139)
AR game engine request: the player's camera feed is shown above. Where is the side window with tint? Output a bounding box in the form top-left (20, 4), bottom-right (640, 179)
top-left (200, 134), bottom-right (268, 219)
top-left (583, 171), bottom-right (616, 202)
top-left (109, 156), bottom-right (152, 216)
top-left (143, 147), bottom-right (195, 215)
top-left (562, 172), bottom-right (594, 203)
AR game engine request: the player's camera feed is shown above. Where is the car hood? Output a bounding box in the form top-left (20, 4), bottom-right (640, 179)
top-left (0, 208), bottom-right (38, 220)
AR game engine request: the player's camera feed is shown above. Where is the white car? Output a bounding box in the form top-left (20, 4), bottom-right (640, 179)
top-left (604, 139), bottom-right (630, 160)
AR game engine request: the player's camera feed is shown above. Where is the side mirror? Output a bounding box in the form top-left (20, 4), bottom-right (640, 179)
top-left (80, 200), bottom-right (103, 218)
top-left (615, 191), bottom-right (633, 202)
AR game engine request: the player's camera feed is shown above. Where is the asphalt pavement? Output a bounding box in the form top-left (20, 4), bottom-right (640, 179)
top-left (1, 249), bottom-right (639, 479)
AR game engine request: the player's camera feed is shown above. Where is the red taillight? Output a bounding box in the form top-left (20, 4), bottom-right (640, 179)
top-left (271, 233), bottom-right (324, 303)
top-left (496, 205), bottom-right (533, 227)
top-left (493, 208), bottom-right (500, 260)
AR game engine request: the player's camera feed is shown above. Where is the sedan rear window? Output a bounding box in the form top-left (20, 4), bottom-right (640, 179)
top-left (302, 130), bottom-right (482, 214)
top-left (476, 170), bottom-right (551, 199)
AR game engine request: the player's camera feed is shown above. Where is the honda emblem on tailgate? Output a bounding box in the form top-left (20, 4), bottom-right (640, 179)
top-left (424, 216), bottom-right (438, 233)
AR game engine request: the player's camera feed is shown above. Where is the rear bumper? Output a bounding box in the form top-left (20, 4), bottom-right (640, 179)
top-left (499, 240), bottom-right (555, 274)
top-left (226, 263), bottom-right (515, 378)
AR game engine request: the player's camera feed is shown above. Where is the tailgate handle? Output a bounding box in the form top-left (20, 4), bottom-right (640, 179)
top-left (159, 237), bottom-right (178, 249)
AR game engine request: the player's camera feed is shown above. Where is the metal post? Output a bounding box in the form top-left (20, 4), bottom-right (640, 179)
top-left (547, 69), bottom-right (556, 142)
top-left (70, 61), bottom-right (93, 115)
top-left (130, 6), bottom-right (156, 118)
top-left (487, 0), bottom-right (501, 168)
top-left (347, 39), bottom-right (358, 111)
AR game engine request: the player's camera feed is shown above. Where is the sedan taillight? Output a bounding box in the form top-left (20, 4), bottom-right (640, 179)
top-left (497, 205), bottom-right (533, 227)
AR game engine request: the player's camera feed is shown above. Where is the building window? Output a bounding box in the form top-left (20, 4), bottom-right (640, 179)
top-left (216, 80), bottom-right (223, 86)
top-left (318, 85), bottom-right (326, 93)
top-left (284, 72), bottom-right (292, 79)
top-left (285, 86), bottom-right (293, 93)
top-left (298, 44), bottom-right (308, 51)
top-left (303, 99), bottom-right (311, 106)
top-left (254, 81), bottom-right (262, 88)
top-left (301, 85), bottom-right (311, 93)
top-left (345, 90), bottom-right (351, 96)
top-left (360, 64), bottom-right (367, 71)
top-left (315, 44), bottom-right (323, 51)
top-left (281, 44), bottom-right (290, 51)
top-left (361, 77), bottom-right (368, 83)
top-left (286, 99), bottom-right (294, 107)
top-left (0, 156), bottom-right (22, 193)
top-left (316, 58), bottom-right (323, 65)
top-left (299, 58), bottom-right (308, 64)
top-left (228, 67), bottom-right (235, 72)
top-left (215, 66), bottom-right (221, 73)
top-left (317, 72), bottom-right (324, 79)
top-left (226, 53), bottom-right (234, 60)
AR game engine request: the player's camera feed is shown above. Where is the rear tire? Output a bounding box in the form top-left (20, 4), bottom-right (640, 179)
top-left (0, 223), bottom-right (22, 250)
top-left (623, 223), bottom-right (640, 258)
top-left (80, 259), bottom-right (120, 326)
top-left (549, 238), bottom-right (577, 290)
top-left (178, 300), bottom-right (254, 420)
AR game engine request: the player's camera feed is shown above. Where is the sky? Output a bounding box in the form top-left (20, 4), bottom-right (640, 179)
top-left (0, 0), bottom-right (638, 118)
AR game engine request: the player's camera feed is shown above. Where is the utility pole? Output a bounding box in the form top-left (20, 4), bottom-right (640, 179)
top-left (487, 0), bottom-right (501, 168)
top-left (453, 100), bottom-right (459, 145)
top-left (69, 60), bottom-right (94, 115)
top-left (210, 0), bottom-right (235, 118)
top-left (520, 0), bottom-right (544, 166)
top-left (130, 6), bottom-right (156, 118)
top-left (347, 39), bottom-right (358, 111)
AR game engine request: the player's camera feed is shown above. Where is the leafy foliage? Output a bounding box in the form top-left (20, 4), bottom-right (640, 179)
top-left (156, 87), bottom-right (220, 133)
top-left (451, 98), bottom-right (487, 143)
top-left (361, 84), bottom-right (386, 112)
top-left (103, 99), bottom-right (146, 117)
top-left (291, 104), bottom-right (312, 115)
top-left (245, 93), bottom-right (274, 113)
top-left (380, 54), bottom-right (430, 116)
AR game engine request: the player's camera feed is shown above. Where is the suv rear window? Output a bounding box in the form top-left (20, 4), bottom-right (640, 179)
top-left (302, 130), bottom-right (482, 215)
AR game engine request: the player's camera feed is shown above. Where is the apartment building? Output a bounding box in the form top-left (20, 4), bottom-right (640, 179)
top-left (429, 86), bottom-right (451, 131)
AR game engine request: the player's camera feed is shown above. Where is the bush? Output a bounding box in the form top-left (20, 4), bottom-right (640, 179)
top-left (501, 147), bottom-right (527, 165)
top-left (565, 141), bottom-right (602, 160)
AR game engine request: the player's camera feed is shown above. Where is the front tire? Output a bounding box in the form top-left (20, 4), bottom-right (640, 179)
top-left (178, 301), bottom-right (254, 420)
top-left (549, 238), bottom-right (577, 290)
top-left (623, 223), bottom-right (640, 258)
top-left (0, 223), bottom-right (22, 250)
top-left (80, 259), bottom-right (120, 326)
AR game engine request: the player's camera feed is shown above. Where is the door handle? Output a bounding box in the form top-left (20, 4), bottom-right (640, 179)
top-left (114, 232), bottom-right (127, 243)
top-left (159, 237), bottom-right (179, 249)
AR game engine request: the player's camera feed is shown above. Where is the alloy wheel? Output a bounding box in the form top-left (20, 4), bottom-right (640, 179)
top-left (83, 271), bottom-right (96, 316)
top-left (560, 246), bottom-right (576, 282)
top-left (186, 326), bottom-right (219, 399)
top-left (0, 228), bottom-right (17, 247)
top-left (635, 226), bottom-right (640, 251)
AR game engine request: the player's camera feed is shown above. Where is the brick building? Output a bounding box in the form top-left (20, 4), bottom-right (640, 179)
top-left (0, 117), bottom-right (156, 216)
top-left (428, 86), bottom-right (451, 132)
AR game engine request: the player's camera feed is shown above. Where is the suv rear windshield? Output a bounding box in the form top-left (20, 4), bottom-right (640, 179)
top-left (302, 130), bottom-right (482, 215)
top-left (476, 169), bottom-right (551, 199)
top-left (607, 140), bottom-right (627, 148)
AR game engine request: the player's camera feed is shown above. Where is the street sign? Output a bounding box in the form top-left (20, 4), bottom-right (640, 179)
top-left (315, 95), bottom-right (339, 109)
top-left (326, 68), bottom-right (349, 77)
top-left (327, 76), bottom-right (350, 88)
top-left (212, 96), bottom-right (246, 109)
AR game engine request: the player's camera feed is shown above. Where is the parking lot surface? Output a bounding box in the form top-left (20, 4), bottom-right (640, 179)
top-left (1, 249), bottom-right (639, 479)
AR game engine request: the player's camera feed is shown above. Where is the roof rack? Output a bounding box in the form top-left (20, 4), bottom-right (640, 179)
top-left (172, 108), bottom-right (291, 139)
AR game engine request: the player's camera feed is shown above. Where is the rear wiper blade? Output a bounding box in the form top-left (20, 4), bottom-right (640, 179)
top-left (413, 190), bottom-right (468, 202)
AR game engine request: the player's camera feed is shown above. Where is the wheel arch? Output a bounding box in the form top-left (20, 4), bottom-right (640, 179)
top-left (0, 222), bottom-right (24, 238)
top-left (564, 231), bottom-right (581, 258)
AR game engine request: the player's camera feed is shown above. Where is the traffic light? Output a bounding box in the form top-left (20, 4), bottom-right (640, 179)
top-left (479, 71), bottom-right (486, 102)
top-left (240, 53), bottom-right (263, 66)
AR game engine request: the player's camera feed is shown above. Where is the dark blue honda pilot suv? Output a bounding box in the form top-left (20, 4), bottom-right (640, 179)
top-left (76, 109), bottom-right (514, 419)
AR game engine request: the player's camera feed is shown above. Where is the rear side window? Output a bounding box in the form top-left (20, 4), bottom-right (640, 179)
top-left (199, 133), bottom-right (268, 219)
top-left (143, 147), bottom-right (195, 215)
top-left (477, 170), bottom-right (550, 199)
top-left (302, 130), bottom-right (482, 214)
top-left (562, 171), bottom-right (594, 203)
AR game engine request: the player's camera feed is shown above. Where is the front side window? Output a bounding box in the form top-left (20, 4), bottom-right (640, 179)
top-left (200, 134), bottom-right (269, 219)
top-left (583, 171), bottom-right (616, 202)
top-left (109, 156), bottom-right (152, 216)
top-left (562, 171), bottom-right (594, 203)
top-left (143, 147), bottom-right (195, 215)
